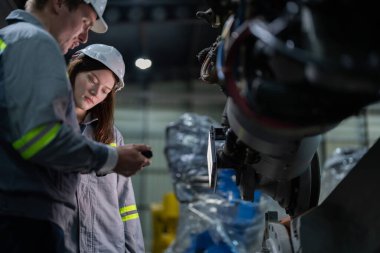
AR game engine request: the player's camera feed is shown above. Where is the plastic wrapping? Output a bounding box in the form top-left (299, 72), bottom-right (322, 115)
top-left (319, 147), bottom-right (367, 203)
top-left (165, 195), bottom-right (264, 253)
top-left (164, 113), bottom-right (221, 202)
top-left (164, 113), bottom-right (265, 253)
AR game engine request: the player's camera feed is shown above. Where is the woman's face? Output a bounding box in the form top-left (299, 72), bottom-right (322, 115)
top-left (74, 69), bottom-right (116, 112)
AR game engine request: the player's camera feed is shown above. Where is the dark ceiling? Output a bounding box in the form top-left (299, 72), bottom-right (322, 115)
top-left (1, 0), bottom-right (220, 83)
top-left (77, 0), bottom-right (220, 83)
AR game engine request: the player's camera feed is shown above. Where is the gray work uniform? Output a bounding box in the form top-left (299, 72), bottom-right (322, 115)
top-left (69, 115), bottom-right (145, 253)
top-left (0, 10), bottom-right (117, 232)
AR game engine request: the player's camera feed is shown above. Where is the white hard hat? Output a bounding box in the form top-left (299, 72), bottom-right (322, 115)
top-left (78, 44), bottom-right (125, 91)
top-left (83, 0), bottom-right (108, 33)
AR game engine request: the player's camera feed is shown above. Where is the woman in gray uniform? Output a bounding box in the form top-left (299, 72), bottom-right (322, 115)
top-left (67, 44), bottom-right (145, 253)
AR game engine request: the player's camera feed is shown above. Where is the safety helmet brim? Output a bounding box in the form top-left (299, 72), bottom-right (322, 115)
top-left (91, 16), bottom-right (108, 33)
top-left (83, 0), bottom-right (108, 33)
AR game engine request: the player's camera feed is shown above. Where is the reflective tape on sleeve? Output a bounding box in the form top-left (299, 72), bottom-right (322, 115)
top-left (120, 204), bottom-right (139, 222)
top-left (109, 142), bottom-right (117, 147)
top-left (0, 39), bottom-right (6, 53)
top-left (120, 204), bottom-right (137, 214)
top-left (121, 213), bottom-right (139, 222)
top-left (12, 123), bottom-right (61, 159)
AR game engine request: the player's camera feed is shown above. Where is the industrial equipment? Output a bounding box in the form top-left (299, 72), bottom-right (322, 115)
top-left (197, 0), bottom-right (380, 252)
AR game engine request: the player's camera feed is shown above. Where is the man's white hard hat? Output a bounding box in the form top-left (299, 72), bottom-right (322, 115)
top-left (78, 44), bottom-right (125, 91)
top-left (83, 0), bottom-right (108, 33)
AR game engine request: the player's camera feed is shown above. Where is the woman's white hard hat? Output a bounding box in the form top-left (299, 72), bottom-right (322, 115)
top-left (77, 44), bottom-right (125, 91)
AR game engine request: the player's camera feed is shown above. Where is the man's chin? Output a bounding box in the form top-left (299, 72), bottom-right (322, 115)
top-left (62, 44), bottom-right (75, 55)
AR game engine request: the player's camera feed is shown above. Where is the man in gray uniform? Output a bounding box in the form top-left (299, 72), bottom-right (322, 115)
top-left (0, 0), bottom-right (151, 252)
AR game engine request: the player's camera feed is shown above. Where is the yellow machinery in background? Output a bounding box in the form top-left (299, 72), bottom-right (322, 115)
top-left (151, 192), bottom-right (179, 253)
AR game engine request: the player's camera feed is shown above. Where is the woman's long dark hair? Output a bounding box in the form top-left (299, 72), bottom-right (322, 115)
top-left (68, 55), bottom-right (118, 144)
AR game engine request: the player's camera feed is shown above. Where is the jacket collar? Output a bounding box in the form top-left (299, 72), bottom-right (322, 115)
top-left (79, 113), bottom-right (98, 133)
top-left (81, 113), bottom-right (99, 126)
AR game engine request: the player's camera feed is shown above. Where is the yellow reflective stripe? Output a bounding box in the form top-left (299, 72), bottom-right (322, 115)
top-left (13, 125), bottom-right (46, 150)
top-left (20, 124), bottom-right (61, 159)
top-left (121, 213), bottom-right (139, 222)
top-left (120, 205), bottom-right (139, 222)
top-left (109, 142), bottom-right (117, 147)
top-left (120, 204), bottom-right (137, 214)
top-left (13, 124), bottom-right (61, 159)
top-left (0, 39), bottom-right (6, 52)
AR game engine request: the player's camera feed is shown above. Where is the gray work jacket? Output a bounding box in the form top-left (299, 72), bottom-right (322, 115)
top-left (0, 10), bottom-right (117, 231)
top-left (65, 115), bottom-right (145, 253)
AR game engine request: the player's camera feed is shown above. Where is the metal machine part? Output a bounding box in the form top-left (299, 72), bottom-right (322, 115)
top-left (264, 222), bottom-right (292, 253)
top-left (200, 0), bottom-right (380, 216)
top-left (208, 123), bottom-right (321, 216)
top-left (258, 139), bottom-right (380, 253)
top-left (226, 98), bottom-right (321, 181)
top-left (199, 0), bottom-right (380, 250)
top-left (260, 212), bottom-right (293, 253)
top-left (297, 139), bottom-right (380, 253)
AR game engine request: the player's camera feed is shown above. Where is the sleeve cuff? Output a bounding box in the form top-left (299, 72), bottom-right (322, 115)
top-left (96, 146), bottom-right (118, 175)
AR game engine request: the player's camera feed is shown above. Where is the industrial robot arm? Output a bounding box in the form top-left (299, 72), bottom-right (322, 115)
top-left (199, 0), bottom-right (380, 217)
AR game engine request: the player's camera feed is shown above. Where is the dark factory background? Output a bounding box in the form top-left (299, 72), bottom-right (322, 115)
top-left (2, 0), bottom-right (380, 251)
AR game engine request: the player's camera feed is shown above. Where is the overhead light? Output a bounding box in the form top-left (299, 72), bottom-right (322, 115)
top-left (135, 58), bottom-right (152, 70)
